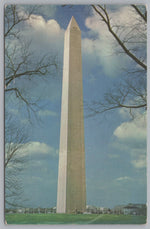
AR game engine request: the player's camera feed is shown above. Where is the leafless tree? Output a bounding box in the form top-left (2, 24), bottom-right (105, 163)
top-left (5, 5), bottom-right (58, 116)
top-left (5, 112), bottom-right (29, 207)
top-left (87, 5), bottom-right (147, 118)
top-left (4, 5), bottom-right (58, 207)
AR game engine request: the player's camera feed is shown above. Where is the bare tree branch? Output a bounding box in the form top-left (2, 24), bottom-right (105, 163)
top-left (5, 112), bottom-right (29, 207)
top-left (84, 5), bottom-right (147, 118)
top-left (131, 5), bottom-right (147, 22)
top-left (4, 5), bottom-right (39, 37)
top-left (5, 5), bottom-right (59, 115)
top-left (92, 5), bottom-right (147, 70)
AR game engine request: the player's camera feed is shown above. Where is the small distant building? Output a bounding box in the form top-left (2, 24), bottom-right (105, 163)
top-left (17, 208), bottom-right (25, 214)
top-left (86, 205), bottom-right (97, 214)
top-left (113, 203), bottom-right (146, 216)
top-left (123, 205), bottom-right (138, 215)
top-left (52, 207), bottom-right (56, 213)
top-left (123, 204), bottom-right (146, 216)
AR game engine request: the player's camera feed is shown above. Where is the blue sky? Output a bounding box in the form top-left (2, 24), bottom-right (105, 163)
top-left (5, 5), bottom-right (147, 209)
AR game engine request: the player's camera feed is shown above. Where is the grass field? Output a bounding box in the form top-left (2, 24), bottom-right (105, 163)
top-left (5, 213), bottom-right (147, 224)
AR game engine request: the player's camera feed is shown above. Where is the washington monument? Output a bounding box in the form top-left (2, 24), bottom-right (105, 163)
top-left (57, 16), bottom-right (86, 214)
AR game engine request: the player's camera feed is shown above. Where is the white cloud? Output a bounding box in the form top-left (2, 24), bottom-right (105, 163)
top-left (82, 31), bottom-right (118, 77)
top-left (116, 176), bottom-right (133, 182)
top-left (28, 15), bottom-right (61, 36)
top-left (38, 109), bottom-right (57, 117)
top-left (131, 154), bottom-right (146, 169)
top-left (6, 141), bottom-right (58, 158)
top-left (109, 6), bottom-right (136, 27)
top-left (114, 113), bottom-right (147, 142)
top-left (6, 5), bottom-right (62, 51)
top-left (5, 10), bottom-right (64, 60)
top-left (24, 142), bottom-right (51, 154)
top-left (11, 12), bottom-right (65, 65)
top-left (25, 14), bottom-right (64, 50)
top-left (113, 112), bottom-right (147, 169)
top-left (5, 9), bottom-right (64, 104)
top-left (82, 5), bottom-right (146, 77)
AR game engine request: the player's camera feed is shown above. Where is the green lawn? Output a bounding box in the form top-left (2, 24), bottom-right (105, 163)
top-left (5, 213), bottom-right (147, 224)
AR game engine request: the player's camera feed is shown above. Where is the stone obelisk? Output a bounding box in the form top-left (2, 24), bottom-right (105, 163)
top-left (57, 16), bottom-right (86, 214)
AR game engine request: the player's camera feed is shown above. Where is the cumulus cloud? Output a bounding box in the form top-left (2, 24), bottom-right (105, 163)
top-left (28, 15), bottom-right (61, 35)
top-left (16, 5), bottom-right (61, 39)
top-left (113, 112), bottom-right (147, 169)
top-left (22, 14), bottom-right (64, 101)
top-left (6, 141), bottom-right (58, 158)
top-left (6, 6), bottom-right (64, 58)
top-left (24, 142), bottom-right (52, 154)
top-left (82, 5), bottom-right (146, 77)
top-left (82, 9), bottom-right (122, 77)
top-left (24, 14), bottom-right (64, 53)
top-left (5, 8), bottom-right (64, 104)
top-left (114, 113), bottom-right (146, 142)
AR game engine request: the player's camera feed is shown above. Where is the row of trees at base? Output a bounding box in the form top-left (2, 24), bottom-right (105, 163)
top-left (5, 204), bottom-right (147, 216)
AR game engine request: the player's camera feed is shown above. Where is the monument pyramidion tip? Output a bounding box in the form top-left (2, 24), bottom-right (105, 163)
top-left (67, 16), bottom-right (80, 31)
